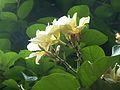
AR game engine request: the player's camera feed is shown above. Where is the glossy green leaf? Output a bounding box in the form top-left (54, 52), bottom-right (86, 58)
top-left (0, 0), bottom-right (16, 11)
top-left (4, 66), bottom-right (25, 80)
top-left (0, 12), bottom-right (17, 21)
top-left (26, 24), bottom-right (46, 38)
top-left (68, 5), bottom-right (90, 18)
top-left (17, 0), bottom-right (33, 19)
top-left (81, 45), bottom-right (105, 63)
top-left (32, 73), bottom-right (80, 90)
top-left (2, 79), bottom-right (19, 89)
top-left (78, 56), bottom-right (120, 88)
top-left (1, 52), bottom-right (18, 70)
top-left (80, 29), bottom-right (108, 46)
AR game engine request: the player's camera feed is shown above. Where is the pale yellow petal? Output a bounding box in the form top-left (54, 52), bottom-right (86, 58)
top-left (79, 16), bottom-right (90, 27)
top-left (25, 52), bottom-right (36, 59)
top-left (35, 51), bottom-right (46, 64)
top-left (27, 43), bottom-right (41, 51)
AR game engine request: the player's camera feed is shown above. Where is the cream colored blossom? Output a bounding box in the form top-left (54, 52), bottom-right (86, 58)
top-left (26, 12), bottom-right (90, 64)
top-left (116, 33), bottom-right (120, 44)
top-left (103, 63), bottom-right (120, 83)
top-left (29, 30), bottom-right (57, 51)
top-left (52, 13), bottom-right (90, 39)
top-left (26, 29), bottom-right (58, 64)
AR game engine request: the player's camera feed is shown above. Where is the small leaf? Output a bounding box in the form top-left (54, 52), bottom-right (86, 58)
top-left (32, 73), bottom-right (80, 90)
top-left (17, 0), bottom-right (33, 19)
top-left (78, 56), bottom-right (120, 88)
top-left (0, 0), bottom-right (16, 11)
top-left (0, 12), bottom-right (17, 21)
top-left (80, 29), bottom-right (108, 46)
top-left (26, 24), bottom-right (46, 38)
top-left (81, 45), bottom-right (105, 63)
top-left (68, 5), bottom-right (90, 18)
top-left (4, 66), bottom-right (25, 81)
top-left (2, 52), bottom-right (18, 70)
top-left (2, 79), bottom-right (19, 89)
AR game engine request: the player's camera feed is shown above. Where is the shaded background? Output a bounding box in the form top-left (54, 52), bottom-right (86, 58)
top-left (0, 0), bottom-right (120, 54)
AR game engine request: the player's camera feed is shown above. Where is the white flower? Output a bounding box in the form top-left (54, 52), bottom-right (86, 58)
top-left (27, 43), bottom-right (40, 51)
top-left (26, 29), bottom-right (58, 64)
top-left (116, 33), bottom-right (120, 44)
top-left (29, 30), bottom-right (56, 51)
top-left (26, 12), bottom-right (90, 64)
top-left (52, 13), bottom-right (90, 39)
top-left (78, 16), bottom-right (90, 29)
top-left (103, 63), bottom-right (120, 83)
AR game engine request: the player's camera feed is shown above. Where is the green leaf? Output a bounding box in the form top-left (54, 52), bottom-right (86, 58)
top-left (19, 50), bottom-right (55, 76)
top-left (2, 52), bottom-right (18, 70)
top-left (26, 24), bottom-right (46, 38)
top-left (80, 29), bottom-right (108, 46)
top-left (0, 20), bottom-right (18, 33)
top-left (95, 5), bottom-right (113, 18)
top-left (37, 17), bottom-right (55, 24)
top-left (111, 0), bottom-right (120, 12)
top-left (48, 68), bottom-right (67, 74)
top-left (0, 39), bottom-right (11, 51)
top-left (32, 73), bottom-right (80, 90)
top-left (0, 51), bottom-right (18, 70)
top-left (4, 66), bottom-right (25, 81)
top-left (0, 0), bottom-right (16, 11)
top-left (81, 45), bottom-right (105, 63)
top-left (68, 5), bottom-right (90, 18)
top-left (2, 79), bottom-right (19, 89)
top-left (0, 12), bottom-right (17, 21)
top-left (78, 56), bottom-right (120, 88)
top-left (91, 18), bottom-right (115, 48)
top-left (17, 0), bottom-right (33, 19)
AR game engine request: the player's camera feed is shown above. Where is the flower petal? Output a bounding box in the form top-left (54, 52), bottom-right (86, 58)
top-left (27, 43), bottom-right (41, 51)
top-left (25, 52), bottom-right (36, 59)
top-left (35, 51), bottom-right (46, 64)
top-left (79, 16), bottom-right (90, 27)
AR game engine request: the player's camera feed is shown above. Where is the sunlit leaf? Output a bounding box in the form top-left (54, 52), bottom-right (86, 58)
top-left (17, 0), bottom-right (33, 19)
top-left (81, 45), bottom-right (105, 63)
top-left (81, 29), bottom-right (108, 46)
top-left (32, 73), bottom-right (80, 90)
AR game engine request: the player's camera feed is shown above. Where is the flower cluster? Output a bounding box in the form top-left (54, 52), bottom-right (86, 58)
top-left (26, 13), bottom-right (90, 64)
top-left (102, 63), bottom-right (120, 83)
top-left (116, 33), bottom-right (120, 44)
